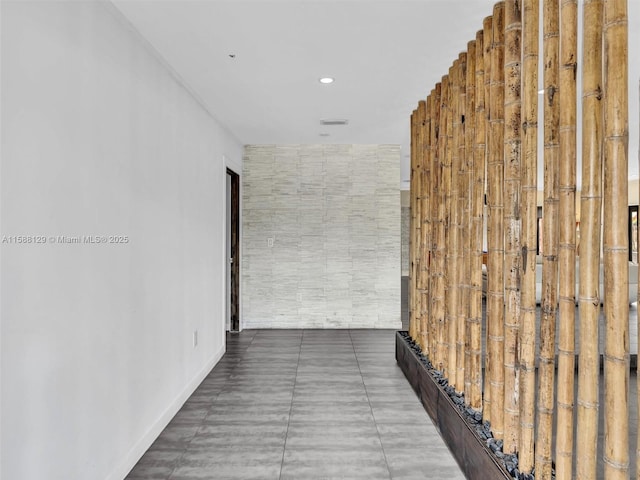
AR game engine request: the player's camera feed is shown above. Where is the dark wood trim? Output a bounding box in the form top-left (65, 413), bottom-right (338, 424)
top-left (227, 168), bottom-right (240, 332)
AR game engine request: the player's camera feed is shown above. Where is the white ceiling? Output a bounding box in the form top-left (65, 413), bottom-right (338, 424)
top-left (111, 0), bottom-right (639, 189)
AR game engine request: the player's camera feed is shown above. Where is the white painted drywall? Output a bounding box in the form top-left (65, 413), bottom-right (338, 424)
top-left (0, 1), bottom-right (242, 479)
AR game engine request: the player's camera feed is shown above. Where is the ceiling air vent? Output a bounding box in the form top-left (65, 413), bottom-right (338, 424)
top-left (320, 119), bottom-right (349, 126)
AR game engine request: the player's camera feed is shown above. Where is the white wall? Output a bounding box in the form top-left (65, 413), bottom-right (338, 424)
top-left (242, 144), bottom-right (401, 329)
top-left (0, 2), bottom-right (242, 479)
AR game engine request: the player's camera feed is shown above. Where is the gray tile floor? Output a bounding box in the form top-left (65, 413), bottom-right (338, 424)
top-left (126, 329), bottom-right (464, 480)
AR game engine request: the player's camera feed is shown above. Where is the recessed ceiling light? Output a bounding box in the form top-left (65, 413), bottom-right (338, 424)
top-left (319, 77), bottom-right (334, 84)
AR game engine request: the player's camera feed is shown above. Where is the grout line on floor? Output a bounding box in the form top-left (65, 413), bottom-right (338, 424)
top-left (278, 328), bottom-right (303, 480)
top-left (349, 329), bottom-right (393, 480)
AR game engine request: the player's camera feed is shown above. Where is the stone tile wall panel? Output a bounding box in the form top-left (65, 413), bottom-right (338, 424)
top-left (242, 144), bottom-right (401, 328)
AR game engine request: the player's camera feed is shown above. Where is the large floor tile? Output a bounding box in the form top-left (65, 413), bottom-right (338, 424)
top-left (170, 461), bottom-right (282, 480)
top-left (186, 426), bottom-right (287, 448)
top-left (176, 444), bottom-right (284, 466)
top-left (384, 447), bottom-right (466, 480)
top-left (294, 373), bottom-right (365, 386)
top-left (284, 422), bottom-right (382, 448)
top-left (289, 404), bottom-right (376, 424)
top-left (126, 449), bottom-right (184, 480)
top-left (127, 329), bottom-right (464, 480)
top-left (371, 404), bottom-right (430, 425)
top-left (212, 390), bottom-right (293, 403)
top-left (292, 389), bottom-right (369, 403)
top-left (149, 424), bottom-right (201, 452)
top-left (280, 446), bottom-right (390, 480)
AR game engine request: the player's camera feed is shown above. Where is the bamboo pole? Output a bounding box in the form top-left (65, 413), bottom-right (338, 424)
top-left (535, 0), bottom-right (560, 477)
top-left (415, 101), bottom-right (426, 346)
top-left (575, 2), bottom-right (603, 478)
top-left (554, 1), bottom-right (577, 478)
top-left (470, 31), bottom-right (485, 413)
top-left (446, 61), bottom-right (459, 384)
top-left (482, 15), bottom-right (494, 424)
top-left (409, 109), bottom-right (418, 341)
top-left (456, 53), bottom-right (468, 393)
top-left (420, 94), bottom-right (433, 354)
top-left (518, 0), bottom-right (539, 472)
top-left (430, 83), bottom-right (443, 362)
top-left (465, 40), bottom-right (477, 404)
top-left (414, 102), bottom-right (422, 345)
top-left (436, 76), bottom-right (450, 372)
top-left (602, 0), bottom-right (629, 478)
top-left (446, 69), bottom-right (454, 377)
top-left (487, 1), bottom-right (505, 440)
top-left (502, 0), bottom-right (522, 455)
top-left (416, 98), bottom-right (427, 353)
top-left (420, 100), bottom-right (428, 350)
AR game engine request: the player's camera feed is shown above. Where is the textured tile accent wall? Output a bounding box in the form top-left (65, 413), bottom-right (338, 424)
top-left (242, 144), bottom-right (401, 329)
top-left (401, 206), bottom-right (410, 276)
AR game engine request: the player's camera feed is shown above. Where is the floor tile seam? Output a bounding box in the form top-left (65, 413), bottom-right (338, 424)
top-left (278, 329), bottom-right (304, 480)
top-left (349, 329), bottom-right (393, 480)
top-left (210, 332), bottom-right (260, 396)
top-left (166, 332), bottom-right (257, 480)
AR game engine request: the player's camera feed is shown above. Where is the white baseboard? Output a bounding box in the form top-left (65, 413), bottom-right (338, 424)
top-left (107, 345), bottom-right (226, 480)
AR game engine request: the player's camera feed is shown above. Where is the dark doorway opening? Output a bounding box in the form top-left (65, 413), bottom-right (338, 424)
top-left (227, 168), bottom-right (240, 332)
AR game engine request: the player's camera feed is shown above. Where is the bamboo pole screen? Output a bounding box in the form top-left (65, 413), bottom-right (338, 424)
top-left (487, 1), bottom-right (505, 440)
top-left (464, 39), bottom-right (478, 408)
top-left (436, 75), bottom-right (449, 373)
top-left (409, 106), bottom-right (419, 342)
top-left (416, 98), bottom-right (428, 354)
top-left (468, 33), bottom-right (484, 412)
top-left (603, 1), bottom-right (629, 478)
top-left (429, 83), bottom-right (442, 362)
top-left (455, 53), bottom-right (467, 394)
top-left (519, 0), bottom-right (538, 473)
top-left (406, 0), bottom-right (629, 476)
top-left (555, 1), bottom-right (577, 478)
top-left (447, 60), bottom-right (461, 388)
top-left (576, 2), bottom-right (603, 478)
top-left (535, 1), bottom-right (560, 477)
top-left (414, 101), bottom-right (424, 349)
top-left (442, 72), bottom-right (453, 378)
top-left (482, 15), bottom-right (493, 425)
top-left (420, 94), bottom-right (433, 355)
top-left (502, 0), bottom-right (522, 455)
